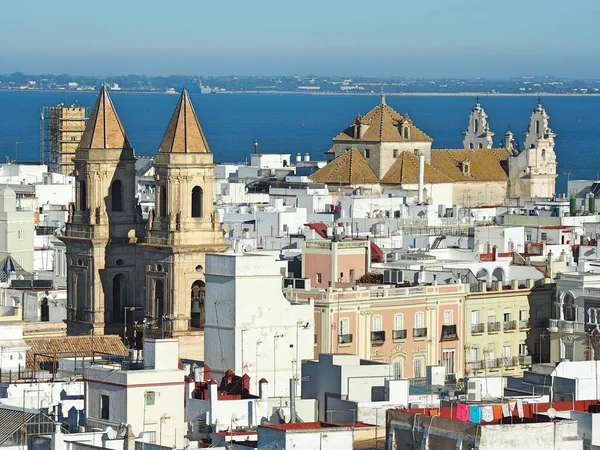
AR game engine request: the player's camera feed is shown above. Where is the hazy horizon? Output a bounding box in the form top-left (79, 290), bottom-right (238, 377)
top-left (2, 0), bottom-right (599, 78)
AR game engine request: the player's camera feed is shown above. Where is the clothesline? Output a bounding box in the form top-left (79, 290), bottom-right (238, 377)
top-left (450, 399), bottom-right (525, 423)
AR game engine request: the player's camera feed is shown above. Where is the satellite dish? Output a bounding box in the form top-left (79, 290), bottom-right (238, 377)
top-left (547, 407), bottom-right (557, 419)
top-left (105, 426), bottom-right (118, 440)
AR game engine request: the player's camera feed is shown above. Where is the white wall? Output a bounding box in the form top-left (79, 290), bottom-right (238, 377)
top-left (204, 254), bottom-right (314, 397)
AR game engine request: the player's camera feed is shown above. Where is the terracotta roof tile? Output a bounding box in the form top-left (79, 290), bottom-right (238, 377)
top-left (381, 152), bottom-right (453, 184)
top-left (24, 335), bottom-right (128, 369)
top-left (79, 86), bottom-right (132, 150)
top-left (430, 148), bottom-right (511, 182)
top-left (332, 102), bottom-right (433, 143)
top-left (309, 148), bottom-right (379, 184)
top-left (158, 89), bottom-right (211, 154)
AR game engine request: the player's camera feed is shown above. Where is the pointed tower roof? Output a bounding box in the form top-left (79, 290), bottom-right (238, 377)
top-left (158, 89), bottom-right (211, 154)
top-left (79, 86), bottom-right (132, 150)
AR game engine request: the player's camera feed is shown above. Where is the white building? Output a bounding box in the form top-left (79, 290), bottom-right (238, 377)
top-left (0, 322), bottom-right (29, 371)
top-left (463, 100), bottom-right (494, 150)
top-left (257, 423), bottom-right (355, 450)
top-left (85, 338), bottom-right (185, 447)
top-left (0, 187), bottom-right (34, 271)
top-left (203, 253), bottom-right (314, 397)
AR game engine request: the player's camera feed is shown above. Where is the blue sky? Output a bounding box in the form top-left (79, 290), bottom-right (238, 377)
top-left (1, 0), bottom-right (599, 77)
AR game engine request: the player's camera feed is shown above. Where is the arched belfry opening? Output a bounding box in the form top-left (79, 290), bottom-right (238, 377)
top-left (112, 273), bottom-right (126, 321)
top-left (191, 186), bottom-right (203, 218)
top-left (155, 279), bottom-right (165, 319)
top-left (79, 181), bottom-right (87, 211)
top-left (191, 280), bottom-right (206, 329)
top-left (159, 186), bottom-right (167, 218)
top-left (111, 180), bottom-right (123, 212)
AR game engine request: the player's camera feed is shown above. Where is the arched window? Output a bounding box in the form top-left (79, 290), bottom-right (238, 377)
top-left (469, 143), bottom-right (474, 150)
top-left (392, 358), bottom-right (403, 379)
top-left (111, 180), bottom-right (123, 212)
top-left (79, 181), bottom-right (87, 211)
top-left (191, 186), bottom-right (203, 218)
top-left (478, 143), bottom-right (483, 149)
top-left (155, 279), bottom-right (165, 319)
top-left (159, 186), bottom-right (167, 218)
top-left (191, 280), bottom-right (206, 329)
top-left (536, 120), bottom-right (540, 135)
top-left (474, 119), bottom-right (479, 134)
top-left (541, 149), bottom-right (546, 161)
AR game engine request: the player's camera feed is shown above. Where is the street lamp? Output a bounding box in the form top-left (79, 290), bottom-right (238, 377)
top-left (123, 306), bottom-right (143, 347)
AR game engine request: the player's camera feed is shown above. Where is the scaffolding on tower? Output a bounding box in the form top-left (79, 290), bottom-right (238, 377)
top-left (40, 103), bottom-right (89, 175)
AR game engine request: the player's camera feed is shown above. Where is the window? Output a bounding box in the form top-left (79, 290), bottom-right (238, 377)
top-left (339, 318), bottom-right (349, 335)
top-left (191, 186), bottom-right (203, 218)
top-left (469, 142), bottom-right (474, 149)
top-left (111, 180), bottom-right (123, 212)
top-left (373, 315), bottom-right (382, 332)
top-left (471, 310), bottom-right (479, 325)
top-left (526, 233), bottom-right (532, 241)
top-left (478, 143), bottom-right (483, 149)
top-left (393, 359), bottom-right (403, 379)
top-left (413, 358), bottom-right (423, 378)
top-left (503, 312), bottom-right (511, 322)
top-left (541, 149), bottom-right (546, 161)
top-left (444, 310), bottom-right (453, 326)
top-left (471, 347), bottom-right (479, 363)
top-left (536, 120), bottom-right (540, 135)
top-left (394, 314), bottom-right (403, 330)
top-left (17, 229), bottom-right (23, 240)
top-left (519, 310), bottom-right (527, 321)
top-left (474, 119), bottom-right (479, 134)
top-left (316, 273), bottom-right (322, 284)
top-left (159, 186), bottom-right (167, 217)
top-left (145, 391), bottom-right (155, 406)
top-left (415, 312), bottom-right (424, 329)
top-left (349, 269), bottom-right (355, 283)
top-left (561, 339), bottom-right (574, 360)
top-left (413, 149), bottom-right (419, 155)
top-left (442, 349), bottom-right (456, 374)
top-left (519, 343), bottom-right (527, 356)
top-left (100, 395), bottom-right (110, 420)
top-left (488, 310), bottom-right (496, 323)
top-left (393, 149), bottom-right (399, 158)
top-left (541, 232), bottom-right (548, 241)
top-left (365, 149), bottom-right (370, 159)
top-left (17, 258), bottom-right (23, 266)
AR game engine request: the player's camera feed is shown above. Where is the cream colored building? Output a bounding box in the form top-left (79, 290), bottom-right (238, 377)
top-left (0, 187), bottom-right (34, 271)
top-left (61, 87), bottom-right (227, 359)
top-left (464, 280), bottom-right (539, 378)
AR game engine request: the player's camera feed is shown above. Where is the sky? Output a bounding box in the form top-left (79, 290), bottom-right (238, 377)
top-left (1, 0), bottom-right (599, 78)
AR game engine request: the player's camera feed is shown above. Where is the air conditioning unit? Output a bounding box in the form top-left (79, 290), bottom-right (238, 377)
top-left (409, 402), bottom-right (423, 409)
top-left (467, 380), bottom-right (482, 402)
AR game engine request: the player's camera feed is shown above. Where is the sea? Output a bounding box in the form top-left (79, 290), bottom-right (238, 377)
top-left (1, 91), bottom-right (599, 194)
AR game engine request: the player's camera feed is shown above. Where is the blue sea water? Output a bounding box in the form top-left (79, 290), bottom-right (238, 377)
top-left (0, 91), bottom-right (599, 194)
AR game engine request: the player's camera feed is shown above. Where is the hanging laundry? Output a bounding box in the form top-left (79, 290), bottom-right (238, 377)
top-left (516, 399), bottom-right (524, 418)
top-left (470, 405), bottom-right (482, 423)
top-left (501, 403), bottom-right (510, 417)
top-left (492, 405), bottom-right (503, 420)
top-left (481, 406), bottom-right (494, 422)
top-left (457, 403), bottom-right (470, 422)
top-left (508, 400), bottom-right (517, 413)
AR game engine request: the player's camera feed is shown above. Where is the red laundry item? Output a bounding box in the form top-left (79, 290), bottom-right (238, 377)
top-left (456, 403), bottom-right (470, 422)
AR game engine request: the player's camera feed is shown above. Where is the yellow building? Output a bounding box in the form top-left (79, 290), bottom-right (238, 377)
top-left (464, 279), bottom-right (554, 377)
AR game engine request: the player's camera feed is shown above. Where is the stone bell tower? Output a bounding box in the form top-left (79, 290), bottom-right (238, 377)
top-left (139, 89), bottom-right (228, 358)
top-left (62, 86), bottom-right (142, 335)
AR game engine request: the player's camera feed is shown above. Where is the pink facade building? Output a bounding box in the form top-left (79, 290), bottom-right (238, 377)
top-left (290, 283), bottom-right (467, 381)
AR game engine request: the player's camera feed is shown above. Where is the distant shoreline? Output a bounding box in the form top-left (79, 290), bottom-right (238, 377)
top-left (1, 89), bottom-right (599, 97)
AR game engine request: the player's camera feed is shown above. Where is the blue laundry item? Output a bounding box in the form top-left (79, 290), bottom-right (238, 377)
top-left (470, 405), bottom-right (482, 423)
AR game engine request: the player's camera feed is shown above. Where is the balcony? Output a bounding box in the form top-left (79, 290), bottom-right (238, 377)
top-left (392, 329), bottom-right (407, 340)
top-left (548, 319), bottom-right (586, 334)
top-left (370, 331), bottom-right (385, 345)
top-left (519, 320), bottom-right (530, 330)
top-left (486, 358), bottom-right (500, 369)
top-left (471, 323), bottom-right (485, 334)
top-left (338, 334), bottom-right (353, 345)
top-left (441, 325), bottom-right (458, 341)
top-left (497, 357), bottom-right (517, 367)
top-left (503, 320), bottom-right (517, 331)
top-left (487, 321), bottom-right (501, 333)
top-left (413, 327), bottom-right (427, 339)
top-left (468, 360), bottom-right (485, 371)
top-left (519, 355), bottom-right (532, 366)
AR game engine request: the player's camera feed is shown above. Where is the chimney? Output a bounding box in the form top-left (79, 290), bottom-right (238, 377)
top-left (52, 423), bottom-right (64, 450)
top-left (259, 378), bottom-right (269, 400)
top-left (304, 152), bottom-right (310, 162)
top-left (495, 280), bottom-right (502, 291)
top-left (290, 378), bottom-right (297, 423)
top-left (208, 379), bottom-right (218, 403)
top-left (418, 153), bottom-right (425, 204)
top-left (123, 425), bottom-right (135, 450)
top-left (478, 279), bottom-right (487, 293)
top-left (492, 246), bottom-right (498, 261)
top-left (242, 374), bottom-right (251, 393)
top-left (526, 279), bottom-right (534, 289)
top-left (296, 153), bottom-right (302, 163)
top-left (511, 279), bottom-right (519, 290)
